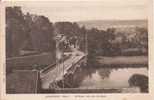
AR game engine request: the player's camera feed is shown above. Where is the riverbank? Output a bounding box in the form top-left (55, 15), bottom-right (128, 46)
top-left (96, 56), bottom-right (148, 67)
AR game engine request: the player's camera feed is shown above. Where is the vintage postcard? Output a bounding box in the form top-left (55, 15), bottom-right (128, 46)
top-left (0, 0), bottom-right (154, 100)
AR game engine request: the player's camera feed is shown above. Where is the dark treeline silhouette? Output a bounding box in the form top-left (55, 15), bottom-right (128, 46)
top-left (54, 22), bottom-right (86, 52)
top-left (6, 6), bottom-right (148, 58)
top-left (6, 7), bottom-right (55, 57)
top-left (87, 27), bottom-right (148, 57)
top-left (6, 7), bottom-right (86, 58)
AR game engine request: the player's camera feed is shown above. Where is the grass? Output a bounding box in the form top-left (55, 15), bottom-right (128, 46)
top-left (96, 56), bottom-right (148, 66)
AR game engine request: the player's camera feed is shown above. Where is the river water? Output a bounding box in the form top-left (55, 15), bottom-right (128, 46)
top-left (72, 66), bottom-right (148, 89)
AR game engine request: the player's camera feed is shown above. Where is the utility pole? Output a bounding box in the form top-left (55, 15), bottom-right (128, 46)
top-left (54, 25), bottom-right (62, 88)
top-left (85, 31), bottom-right (88, 65)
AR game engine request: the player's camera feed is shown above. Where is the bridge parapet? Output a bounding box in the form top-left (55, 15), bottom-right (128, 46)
top-left (41, 52), bottom-right (86, 89)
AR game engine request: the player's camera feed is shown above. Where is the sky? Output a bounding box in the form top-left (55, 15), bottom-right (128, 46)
top-left (7, 0), bottom-right (149, 22)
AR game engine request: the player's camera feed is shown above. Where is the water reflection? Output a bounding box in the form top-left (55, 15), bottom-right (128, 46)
top-left (97, 68), bottom-right (112, 79)
top-left (73, 67), bottom-right (148, 89)
top-left (71, 67), bottom-right (97, 87)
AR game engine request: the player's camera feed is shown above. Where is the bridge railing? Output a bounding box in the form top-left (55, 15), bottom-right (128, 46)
top-left (40, 54), bottom-right (72, 74)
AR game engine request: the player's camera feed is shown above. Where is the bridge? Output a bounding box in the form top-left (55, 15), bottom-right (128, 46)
top-left (40, 51), bottom-right (86, 89)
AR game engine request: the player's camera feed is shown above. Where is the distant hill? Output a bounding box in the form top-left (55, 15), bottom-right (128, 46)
top-left (77, 20), bottom-right (148, 30)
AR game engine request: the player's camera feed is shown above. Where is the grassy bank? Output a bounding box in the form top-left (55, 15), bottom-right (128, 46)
top-left (89, 56), bottom-right (148, 67)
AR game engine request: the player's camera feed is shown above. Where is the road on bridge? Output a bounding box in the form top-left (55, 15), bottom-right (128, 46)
top-left (40, 51), bottom-right (85, 89)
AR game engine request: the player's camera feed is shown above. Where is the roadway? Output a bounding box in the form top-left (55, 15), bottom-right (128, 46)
top-left (40, 51), bottom-right (85, 89)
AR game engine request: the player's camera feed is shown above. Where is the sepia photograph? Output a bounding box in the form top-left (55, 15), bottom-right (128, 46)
top-left (4, 0), bottom-right (149, 94)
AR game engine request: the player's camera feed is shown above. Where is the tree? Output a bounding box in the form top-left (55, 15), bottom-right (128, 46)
top-left (6, 7), bottom-right (56, 57)
top-left (6, 7), bottom-right (28, 57)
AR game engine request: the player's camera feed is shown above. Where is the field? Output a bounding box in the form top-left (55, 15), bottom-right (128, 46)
top-left (78, 20), bottom-right (147, 30)
top-left (6, 52), bottom-right (56, 72)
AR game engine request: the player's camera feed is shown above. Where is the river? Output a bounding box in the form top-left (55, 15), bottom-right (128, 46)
top-left (50, 56), bottom-right (148, 93)
top-left (77, 67), bottom-right (148, 89)
top-left (71, 56), bottom-right (148, 91)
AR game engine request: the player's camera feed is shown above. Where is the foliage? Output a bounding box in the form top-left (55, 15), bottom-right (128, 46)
top-left (6, 6), bottom-right (148, 58)
top-left (6, 7), bottom-right (56, 57)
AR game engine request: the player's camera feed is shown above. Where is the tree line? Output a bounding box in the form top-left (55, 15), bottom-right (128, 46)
top-left (6, 6), bottom-right (148, 58)
top-left (6, 7), bottom-right (55, 57)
